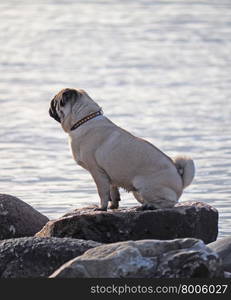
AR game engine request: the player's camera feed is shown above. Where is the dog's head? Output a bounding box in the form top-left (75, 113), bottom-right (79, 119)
top-left (49, 88), bottom-right (80, 123)
top-left (49, 88), bottom-right (100, 132)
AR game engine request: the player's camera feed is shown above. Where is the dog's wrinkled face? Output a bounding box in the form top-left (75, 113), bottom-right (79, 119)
top-left (49, 88), bottom-right (101, 132)
top-left (49, 88), bottom-right (80, 123)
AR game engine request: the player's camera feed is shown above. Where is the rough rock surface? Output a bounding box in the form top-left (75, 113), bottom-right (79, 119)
top-left (36, 201), bottom-right (218, 244)
top-left (0, 237), bottom-right (101, 278)
top-left (224, 272), bottom-right (231, 278)
top-left (0, 194), bottom-right (49, 239)
top-left (50, 238), bottom-right (223, 278)
top-left (208, 236), bottom-right (231, 272)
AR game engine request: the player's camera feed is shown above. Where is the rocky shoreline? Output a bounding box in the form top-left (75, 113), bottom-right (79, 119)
top-left (0, 193), bottom-right (230, 278)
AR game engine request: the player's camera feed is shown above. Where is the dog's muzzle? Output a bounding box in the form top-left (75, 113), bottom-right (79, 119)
top-left (49, 99), bottom-right (61, 123)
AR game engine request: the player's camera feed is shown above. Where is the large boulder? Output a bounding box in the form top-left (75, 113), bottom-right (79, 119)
top-left (36, 201), bottom-right (218, 244)
top-left (0, 237), bottom-right (101, 278)
top-left (0, 194), bottom-right (48, 239)
top-left (208, 236), bottom-right (231, 273)
top-left (50, 238), bottom-right (223, 278)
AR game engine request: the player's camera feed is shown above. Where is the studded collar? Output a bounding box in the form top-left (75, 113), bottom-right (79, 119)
top-left (70, 110), bottom-right (103, 131)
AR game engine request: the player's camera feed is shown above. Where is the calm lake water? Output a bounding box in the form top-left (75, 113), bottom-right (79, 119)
top-left (0, 0), bottom-right (231, 238)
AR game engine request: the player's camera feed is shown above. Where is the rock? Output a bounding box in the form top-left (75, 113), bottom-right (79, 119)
top-left (224, 272), bottom-right (231, 278)
top-left (50, 238), bottom-right (223, 278)
top-left (0, 194), bottom-right (49, 239)
top-left (0, 237), bottom-right (101, 278)
top-left (207, 236), bottom-right (231, 272)
top-left (36, 201), bottom-right (218, 244)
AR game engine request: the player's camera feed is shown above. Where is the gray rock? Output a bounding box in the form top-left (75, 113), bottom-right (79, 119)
top-left (0, 237), bottom-right (101, 278)
top-left (36, 201), bottom-right (218, 244)
top-left (0, 194), bottom-right (49, 239)
top-left (50, 238), bottom-right (223, 278)
top-left (224, 272), bottom-right (231, 278)
top-left (208, 236), bottom-right (231, 272)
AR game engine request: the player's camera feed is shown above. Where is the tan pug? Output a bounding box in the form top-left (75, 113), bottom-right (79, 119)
top-left (49, 88), bottom-right (195, 211)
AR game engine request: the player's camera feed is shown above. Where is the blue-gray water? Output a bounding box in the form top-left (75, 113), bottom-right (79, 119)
top-left (0, 0), bottom-right (231, 238)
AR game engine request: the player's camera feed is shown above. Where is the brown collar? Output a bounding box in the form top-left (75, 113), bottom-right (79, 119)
top-left (70, 110), bottom-right (103, 131)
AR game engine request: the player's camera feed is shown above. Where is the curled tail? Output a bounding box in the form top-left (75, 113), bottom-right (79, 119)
top-left (172, 155), bottom-right (195, 189)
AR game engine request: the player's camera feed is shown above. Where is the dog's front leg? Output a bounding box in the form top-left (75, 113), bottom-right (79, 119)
top-left (91, 169), bottom-right (111, 211)
top-left (109, 185), bottom-right (120, 209)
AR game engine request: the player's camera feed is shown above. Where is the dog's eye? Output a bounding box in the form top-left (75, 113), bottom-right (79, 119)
top-left (60, 99), bottom-right (65, 107)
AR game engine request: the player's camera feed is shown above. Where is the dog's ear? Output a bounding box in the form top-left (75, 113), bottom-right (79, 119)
top-left (60, 89), bottom-right (79, 107)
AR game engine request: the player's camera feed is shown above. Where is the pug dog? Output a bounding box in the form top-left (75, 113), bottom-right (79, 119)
top-left (49, 88), bottom-right (195, 211)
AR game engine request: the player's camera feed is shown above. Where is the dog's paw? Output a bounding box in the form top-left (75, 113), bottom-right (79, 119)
top-left (93, 207), bottom-right (107, 212)
top-left (136, 204), bottom-right (157, 211)
top-left (108, 203), bottom-right (119, 209)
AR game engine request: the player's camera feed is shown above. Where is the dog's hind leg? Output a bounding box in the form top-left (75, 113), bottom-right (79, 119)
top-left (132, 190), bottom-right (157, 210)
top-left (133, 177), bottom-right (178, 209)
top-left (139, 186), bottom-right (177, 209)
top-left (109, 185), bottom-right (120, 209)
